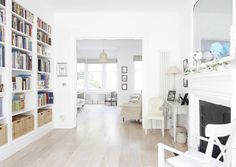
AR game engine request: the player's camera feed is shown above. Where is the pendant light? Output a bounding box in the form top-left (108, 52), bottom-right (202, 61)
top-left (99, 40), bottom-right (108, 63)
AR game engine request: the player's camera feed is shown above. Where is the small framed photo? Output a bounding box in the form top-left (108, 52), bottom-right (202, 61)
top-left (183, 79), bottom-right (188, 88)
top-left (183, 59), bottom-right (189, 73)
top-left (121, 66), bottom-right (128, 73)
top-left (122, 75), bottom-right (128, 82)
top-left (122, 83), bottom-right (128, 90)
top-left (57, 63), bottom-right (68, 77)
top-left (167, 91), bottom-right (176, 102)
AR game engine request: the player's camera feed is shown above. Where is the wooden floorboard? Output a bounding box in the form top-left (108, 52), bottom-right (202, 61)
top-left (0, 105), bottom-right (187, 167)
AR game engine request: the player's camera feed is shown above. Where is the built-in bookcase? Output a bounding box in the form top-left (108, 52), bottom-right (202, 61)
top-left (0, 0), bottom-right (53, 147)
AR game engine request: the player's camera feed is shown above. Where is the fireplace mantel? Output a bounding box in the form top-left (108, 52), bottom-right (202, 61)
top-left (187, 69), bottom-right (236, 158)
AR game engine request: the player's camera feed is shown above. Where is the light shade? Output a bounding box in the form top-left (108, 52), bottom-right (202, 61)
top-left (99, 50), bottom-right (108, 63)
top-left (167, 66), bottom-right (181, 74)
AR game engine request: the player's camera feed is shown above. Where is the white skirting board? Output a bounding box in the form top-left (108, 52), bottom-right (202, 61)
top-left (0, 123), bottom-right (53, 162)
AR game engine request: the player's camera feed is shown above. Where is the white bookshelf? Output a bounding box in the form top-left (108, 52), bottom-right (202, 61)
top-left (0, 0), bottom-right (54, 151)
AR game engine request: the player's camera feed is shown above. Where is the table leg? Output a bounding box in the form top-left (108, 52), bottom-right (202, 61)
top-left (173, 109), bottom-right (177, 143)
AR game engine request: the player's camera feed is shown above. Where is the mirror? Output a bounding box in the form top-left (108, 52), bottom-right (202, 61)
top-left (193, 0), bottom-right (233, 64)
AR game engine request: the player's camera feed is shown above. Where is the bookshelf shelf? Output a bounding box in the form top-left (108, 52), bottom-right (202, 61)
top-left (0, 4), bottom-right (5, 9)
top-left (38, 88), bottom-right (51, 92)
top-left (38, 104), bottom-right (52, 109)
top-left (38, 71), bottom-right (50, 74)
top-left (12, 12), bottom-right (33, 26)
top-left (12, 68), bottom-right (32, 73)
top-left (37, 54), bottom-right (50, 59)
top-left (0, 92), bottom-right (5, 96)
top-left (37, 27), bottom-right (51, 36)
top-left (12, 108), bottom-right (33, 116)
top-left (37, 40), bottom-right (51, 47)
top-left (12, 90), bottom-right (33, 94)
top-left (12, 45), bottom-right (33, 54)
top-left (12, 28), bottom-right (32, 39)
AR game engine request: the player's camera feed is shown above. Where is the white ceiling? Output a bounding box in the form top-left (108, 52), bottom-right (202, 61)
top-left (195, 0), bottom-right (232, 14)
top-left (24, 0), bottom-right (188, 13)
top-left (77, 39), bottom-right (142, 59)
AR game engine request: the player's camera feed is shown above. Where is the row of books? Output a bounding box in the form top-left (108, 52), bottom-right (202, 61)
top-left (38, 58), bottom-right (50, 72)
top-left (12, 75), bottom-right (31, 91)
top-left (0, 0), bottom-right (5, 6)
top-left (0, 98), bottom-right (2, 117)
top-left (0, 9), bottom-right (5, 24)
top-left (37, 18), bottom-right (51, 34)
top-left (37, 31), bottom-right (51, 45)
top-left (12, 33), bottom-right (32, 51)
top-left (12, 16), bottom-right (32, 37)
top-left (0, 26), bottom-right (4, 42)
top-left (12, 94), bottom-right (25, 112)
top-left (12, 1), bottom-right (34, 23)
top-left (0, 44), bottom-right (4, 67)
top-left (38, 92), bottom-right (53, 107)
top-left (37, 44), bottom-right (49, 57)
top-left (12, 50), bottom-right (32, 70)
top-left (38, 74), bottom-right (49, 90)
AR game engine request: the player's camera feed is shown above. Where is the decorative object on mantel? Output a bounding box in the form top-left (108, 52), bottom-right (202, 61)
top-left (180, 93), bottom-right (189, 105)
top-left (183, 59), bottom-right (189, 74)
top-left (193, 51), bottom-right (203, 72)
top-left (167, 91), bottom-right (176, 102)
top-left (57, 63), bottom-right (68, 77)
top-left (183, 79), bottom-right (188, 88)
top-left (167, 66), bottom-right (181, 90)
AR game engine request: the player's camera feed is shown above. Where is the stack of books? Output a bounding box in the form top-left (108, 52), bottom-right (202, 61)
top-left (0, 26), bottom-right (4, 42)
top-left (12, 1), bottom-right (34, 23)
top-left (38, 92), bottom-right (53, 107)
top-left (12, 33), bottom-right (32, 51)
top-left (12, 94), bottom-right (25, 112)
top-left (37, 31), bottom-right (51, 45)
top-left (38, 58), bottom-right (50, 72)
top-left (0, 44), bottom-right (4, 67)
top-left (12, 75), bottom-right (31, 91)
top-left (37, 43), bottom-right (49, 57)
top-left (37, 18), bottom-right (51, 34)
top-left (12, 50), bottom-right (32, 70)
top-left (38, 73), bottom-right (49, 89)
top-left (12, 16), bottom-right (32, 37)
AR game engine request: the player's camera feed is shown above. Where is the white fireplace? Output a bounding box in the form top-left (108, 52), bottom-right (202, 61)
top-left (187, 69), bottom-right (236, 164)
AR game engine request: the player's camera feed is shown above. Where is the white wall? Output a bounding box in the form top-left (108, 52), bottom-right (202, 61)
top-left (53, 12), bottom-right (182, 129)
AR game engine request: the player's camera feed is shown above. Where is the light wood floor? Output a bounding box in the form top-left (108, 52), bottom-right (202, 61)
top-left (0, 105), bottom-right (187, 167)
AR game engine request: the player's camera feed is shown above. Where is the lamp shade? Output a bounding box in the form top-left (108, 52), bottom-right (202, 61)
top-left (167, 66), bottom-right (181, 74)
top-left (99, 50), bottom-right (108, 63)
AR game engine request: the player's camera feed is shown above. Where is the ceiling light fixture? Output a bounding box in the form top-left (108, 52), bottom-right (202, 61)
top-left (99, 40), bottom-right (108, 63)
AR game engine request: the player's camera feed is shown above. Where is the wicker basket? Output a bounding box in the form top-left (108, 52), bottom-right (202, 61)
top-left (0, 124), bottom-right (7, 146)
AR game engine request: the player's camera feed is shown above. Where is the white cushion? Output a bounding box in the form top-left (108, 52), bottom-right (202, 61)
top-left (166, 150), bottom-right (222, 167)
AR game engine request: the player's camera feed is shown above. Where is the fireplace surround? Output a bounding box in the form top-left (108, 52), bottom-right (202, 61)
top-left (187, 69), bottom-right (236, 165)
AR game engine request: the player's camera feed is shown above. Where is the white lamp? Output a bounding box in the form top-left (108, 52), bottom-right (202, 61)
top-left (167, 66), bottom-right (181, 90)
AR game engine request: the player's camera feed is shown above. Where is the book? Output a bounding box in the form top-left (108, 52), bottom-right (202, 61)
top-left (12, 50), bottom-right (32, 70)
top-left (0, 98), bottom-right (2, 117)
top-left (12, 74), bottom-right (31, 91)
top-left (38, 58), bottom-right (50, 72)
top-left (38, 73), bottom-right (49, 89)
top-left (37, 18), bottom-right (51, 34)
top-left (12, 94), bottom-right (25, 112)
top-left (0, 44), bottom-right (4, 67)
top-left (12, 16), bottom-right (32, 36)
top-left (12, 1), bottom-right (34, 23)
top-left (38, 92), bottom-right (53, 107)
top-left (12, 33), bottom-right (32, 51)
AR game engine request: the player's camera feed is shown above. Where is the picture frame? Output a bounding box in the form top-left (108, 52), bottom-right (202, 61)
top-left (57, 63), bottom-right (68, 77)
top-left (167, 91), bottom-right (176, 102)
top-left (183, 59), bottom-right (189, 73)
top-left (122, 83), bottom-right (128, 90)
top-left (183, 79), bottom-right (188, 88)
top-left (122, 75), bottom-right (128, 82)
top-left (121, 66), bottom-right (128, 73)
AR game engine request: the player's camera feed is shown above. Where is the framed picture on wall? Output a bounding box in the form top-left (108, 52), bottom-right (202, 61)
top-left (122, 83), bottom-right (128, 90)
top-left (183, 79), bottom-right (188, 88)
top-left (167, 90), bottom-right (176, 102)
top-left (183, 59), bottom-right (189, 73)
top-left (121, 66), bottom-right (128, 73)
top-left (122, 75), bottom-right (128, 82)
top-left (57, 62), bottom-right (68, 77)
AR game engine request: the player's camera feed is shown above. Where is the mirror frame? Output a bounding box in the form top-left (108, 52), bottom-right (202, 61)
top-left (193, 0), bottom-right (235, 66)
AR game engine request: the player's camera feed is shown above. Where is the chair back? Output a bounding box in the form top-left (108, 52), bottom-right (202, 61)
top-left (204, 120), bottom-right (236, 167)
top-left (148, 97), bottom-right (164, 114)
top-left (111, 91), bottom-right (117, 99)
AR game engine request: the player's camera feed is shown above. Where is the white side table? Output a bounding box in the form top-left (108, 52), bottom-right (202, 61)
top-left (165, 101), bottom-right (188, 143)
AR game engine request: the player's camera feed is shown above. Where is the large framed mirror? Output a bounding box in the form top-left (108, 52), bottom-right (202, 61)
top-left (193, 0), bottom-right (233, 64)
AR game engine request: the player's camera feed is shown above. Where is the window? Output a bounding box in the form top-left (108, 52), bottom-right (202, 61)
top-left (134, 61), bottom-right (143, 91)
top-left (105, 64), bottom-right (117, 90)
top-left (87, 64), bottom-right (103, 90)
top-left (77, 63), bottom-right (85, 90)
